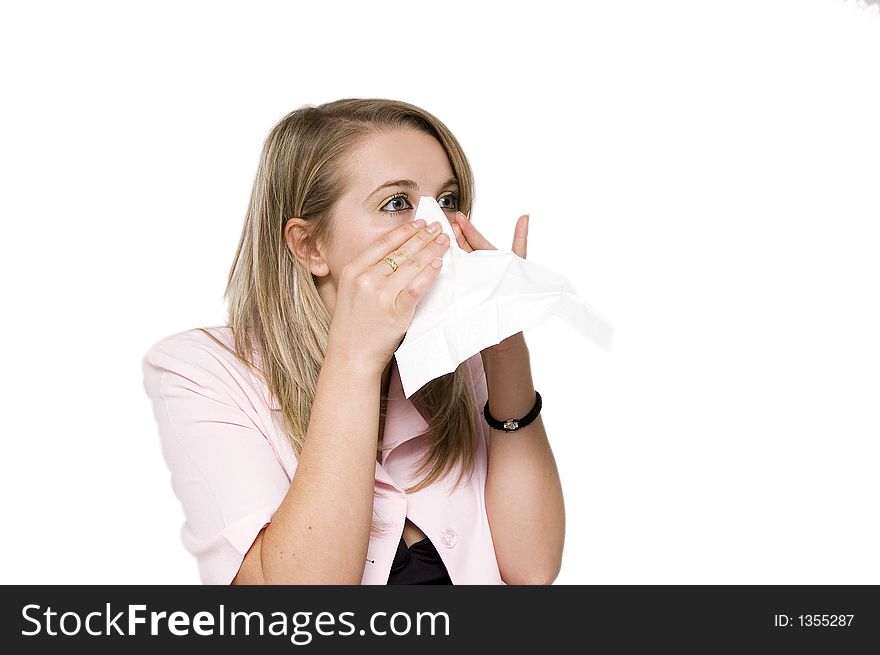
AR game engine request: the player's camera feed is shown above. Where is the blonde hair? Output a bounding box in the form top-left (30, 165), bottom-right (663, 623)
top-left (198, 98), bottom-right (481, 535)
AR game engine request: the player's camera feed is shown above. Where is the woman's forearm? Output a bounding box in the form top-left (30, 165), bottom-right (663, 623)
top-left (254, 343), bottom-right (384, 584)
top-left (482, 334), bottom-right (565, 585)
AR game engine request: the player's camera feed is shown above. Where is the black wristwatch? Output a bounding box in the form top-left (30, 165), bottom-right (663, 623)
top-left (483, 391), bottom-right (542, 432)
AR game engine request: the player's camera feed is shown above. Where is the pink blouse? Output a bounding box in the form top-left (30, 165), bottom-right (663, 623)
top-left (141, 326), bottom-right (504, 585)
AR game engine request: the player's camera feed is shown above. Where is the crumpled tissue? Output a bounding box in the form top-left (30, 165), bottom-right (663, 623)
top-left (393, 196), bottom-right (615, 398)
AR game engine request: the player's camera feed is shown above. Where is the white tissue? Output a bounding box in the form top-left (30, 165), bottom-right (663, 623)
top-left (393, 196), bottom-right (615, 398)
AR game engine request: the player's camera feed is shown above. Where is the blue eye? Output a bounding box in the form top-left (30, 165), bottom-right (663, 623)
top-left (380, 193), bottom-right (412, 215)
top-left (438, 193), bottom-right (459, 211)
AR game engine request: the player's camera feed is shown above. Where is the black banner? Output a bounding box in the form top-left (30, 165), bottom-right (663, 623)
top-left (2, 585), bottom-right (877, 652)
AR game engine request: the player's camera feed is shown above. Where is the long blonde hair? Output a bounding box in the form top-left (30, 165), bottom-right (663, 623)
top-left (198, 98), bottom-right (481, 533)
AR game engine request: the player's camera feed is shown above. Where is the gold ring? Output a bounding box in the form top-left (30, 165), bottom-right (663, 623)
top-left (382, 256), bottom-right (399, 272)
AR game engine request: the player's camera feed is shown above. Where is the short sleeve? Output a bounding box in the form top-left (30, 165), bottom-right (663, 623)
top-left (141, 336), bottom-right (292, 585)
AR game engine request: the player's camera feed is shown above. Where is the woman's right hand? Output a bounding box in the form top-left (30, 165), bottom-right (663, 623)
top-left (327, 219), bottom-right (450, 374)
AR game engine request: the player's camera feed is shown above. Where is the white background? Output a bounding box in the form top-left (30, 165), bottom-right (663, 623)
top-left (1, 0), bottom-right (878, 584)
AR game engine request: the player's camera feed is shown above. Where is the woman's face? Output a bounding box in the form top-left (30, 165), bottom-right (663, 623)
top-left (297, 128), bottom-right (461, 318)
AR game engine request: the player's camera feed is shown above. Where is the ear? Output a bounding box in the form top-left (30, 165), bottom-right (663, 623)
top-left (284, 217), bottom-right (330, 277)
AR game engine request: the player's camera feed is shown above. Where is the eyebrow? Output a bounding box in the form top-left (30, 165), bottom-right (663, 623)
top-left (365, 175), bottom-right (459, 202)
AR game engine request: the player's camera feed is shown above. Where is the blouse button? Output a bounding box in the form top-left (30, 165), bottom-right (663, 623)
top-left (440, 528), bottom-right (458, 548)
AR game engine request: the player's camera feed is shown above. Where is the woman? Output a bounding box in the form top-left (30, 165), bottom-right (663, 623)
top-left (141, 98), bottom-right (564, 585)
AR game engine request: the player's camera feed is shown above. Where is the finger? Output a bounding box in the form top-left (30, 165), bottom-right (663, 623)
top-left (387, 229), bottom-right (449, 286)
top-left (391, 233), bottom-right (451, 314)
top-left (512, 214), bottom-right (528, 259)
top-left (367, 221), bottom-right (443, 277)
top-left (451, 221), bottom-right (473, 252)
top-left (454, 211), bottom-right (495, 250)
top-left (350, 219), bottom-right (429, 272)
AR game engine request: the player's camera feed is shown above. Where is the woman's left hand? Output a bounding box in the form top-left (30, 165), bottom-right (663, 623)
top-left (449, 210), bottom-right (530, 355)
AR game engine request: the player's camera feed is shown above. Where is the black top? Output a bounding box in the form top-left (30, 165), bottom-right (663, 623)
top-left (386, 536), bottom-right (452, 585)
